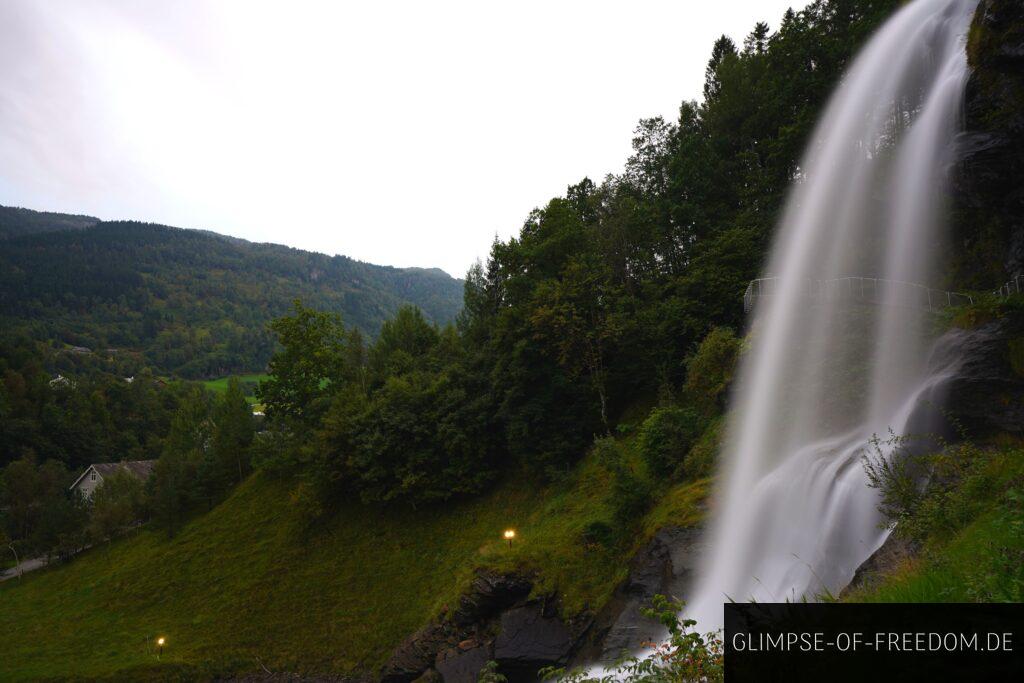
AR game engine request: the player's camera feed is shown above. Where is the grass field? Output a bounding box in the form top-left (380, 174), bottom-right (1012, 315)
top-left (0, 443), bottom-right (707, 681)
top-left (201, 374), bottom-right (269, 405)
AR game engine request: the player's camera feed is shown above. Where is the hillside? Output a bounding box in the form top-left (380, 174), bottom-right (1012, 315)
top-left (0, 206), bottom-right (464, 378)
top-left (0, 444), bottom-right (708, 681)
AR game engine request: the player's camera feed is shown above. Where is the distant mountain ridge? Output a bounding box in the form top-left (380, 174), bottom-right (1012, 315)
top-left (0, 204), bottom-right (464, 378)
top-left (0, 204), bottom-right (99, 238)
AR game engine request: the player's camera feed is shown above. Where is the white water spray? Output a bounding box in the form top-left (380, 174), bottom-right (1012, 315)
top-left (690, 0), bottom-right (980, 625)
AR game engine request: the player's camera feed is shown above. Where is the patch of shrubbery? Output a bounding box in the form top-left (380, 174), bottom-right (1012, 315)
top-left (683, 327), bottom-right (741, 418)
top-left (593, 437), bottom-right (652, 529)
top-left (862, 432), bottom-right (1012, 544)
top-left (683, 416), bottom-right (723, 479)
top-left (638, 407), bottom-right (703, 477)
top-left (540, 595), bottom-right (723, 683)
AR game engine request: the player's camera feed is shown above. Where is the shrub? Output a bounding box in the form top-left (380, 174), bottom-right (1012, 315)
top-left (863, 432), bottom-right (1001, 543)
top-left (861, 431), bottom-right (927, 530)
top-left (638, 407), bottom-right (702, 477)
top-left (540, 595), bottom-right (723, 682)
top-left (478, 660), bottom-right (508, 683)
top-left (594, 437), bottom-right (652, 528)
top-left (683, 327), bottom-right (741, 418)
top-left (683, 417), bottom-right (723, 479)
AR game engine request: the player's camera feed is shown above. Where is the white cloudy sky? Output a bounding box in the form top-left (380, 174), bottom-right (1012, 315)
top-left (0, 0), bottom-right (809, 278)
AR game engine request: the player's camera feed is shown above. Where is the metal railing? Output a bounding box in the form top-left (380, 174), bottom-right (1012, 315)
top-left (994, 275), bottom-right (1023, 299)
top-left (743, 276), bottom-right (975, 313)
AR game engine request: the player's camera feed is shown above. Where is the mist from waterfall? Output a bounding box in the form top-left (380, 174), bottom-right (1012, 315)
top-left (689, 0), bottom-right (980, 625)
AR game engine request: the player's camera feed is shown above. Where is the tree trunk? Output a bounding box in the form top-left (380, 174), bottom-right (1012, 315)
top-left (8, 543), bottom-right (21, 579)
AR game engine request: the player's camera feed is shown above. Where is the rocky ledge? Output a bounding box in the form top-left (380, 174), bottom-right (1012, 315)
top-left (381, 525), bottom-right (704, 683)
top-left (379, 571), bottom-right (588, 683)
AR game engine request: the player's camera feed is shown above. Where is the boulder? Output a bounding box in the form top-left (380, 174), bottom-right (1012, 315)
top-left (493, 604), bottom-right (575, 675)
top-left (435, 645), bottom-right (493, 683)
top-left (583, 526), bottom-right (703, 665)
top-left (381, 623), bottom-right (452, 683)
top-left (382, 570), bottom-right (533, 682)
top-left (452, 571), bottom-right (533, 627)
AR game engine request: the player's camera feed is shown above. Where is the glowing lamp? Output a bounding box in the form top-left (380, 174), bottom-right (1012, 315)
top-left (504, 529), bottom-right (516, 548)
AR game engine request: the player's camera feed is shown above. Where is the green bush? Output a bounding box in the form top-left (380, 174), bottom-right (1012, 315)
top-left (863, 433), bottom-right (1003, 544)
top-left (594, 437), bottom-right (652, 528)
top-left (683, 327), bottom-right (741, 418)
top-left (684, 417), bottom-right (723, 479)
top-left (638, 407), bottom-right (703, 477)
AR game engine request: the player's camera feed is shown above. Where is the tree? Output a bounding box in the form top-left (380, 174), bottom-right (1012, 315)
top-left (704, 35), bottom-right (738, 102)
top-left (151, 389), bottom-right (209, 537)
top-left (211, 377), bottom-right (255, 487)
top-left (0, 456), bottom-right (85, 560)
top-left (638, 407), bottom-right (703, 477)
top-left (257, 301), bottom-right (349, 426)
top-left (88, 468), bottom-right (145, 546)
top-left (0, 528), bottom-right (21, 579)
top-left (744, 21), bottom-right (771, 54)
top-left (529, 255), bottom-right (623, 432)
top-left (370, 305), bottom-right (439, 380)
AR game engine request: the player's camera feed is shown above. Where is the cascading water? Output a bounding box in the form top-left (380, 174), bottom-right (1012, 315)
top-left (689, 0), bottom-right (980, 625)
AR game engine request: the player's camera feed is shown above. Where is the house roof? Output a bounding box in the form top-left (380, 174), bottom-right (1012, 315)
top-left (69, 460), bottom-right (158, 491)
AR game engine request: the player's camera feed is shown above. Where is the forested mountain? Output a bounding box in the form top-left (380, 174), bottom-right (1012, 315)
top-left (0, 207), bottom-right (463, 378)
top-left (0, 205), bottom-right (98, 239)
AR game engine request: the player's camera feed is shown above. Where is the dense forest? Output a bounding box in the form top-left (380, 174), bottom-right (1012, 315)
top-left (0, 208), bottom-right (463, 378)
top-left (250, 0), bottom-right (907, 508)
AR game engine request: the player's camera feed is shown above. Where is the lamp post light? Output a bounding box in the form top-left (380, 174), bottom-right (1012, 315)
top-left (157, 637), bottom-right (165, 659)
top-left (504, 529), bottom-right (516, 549)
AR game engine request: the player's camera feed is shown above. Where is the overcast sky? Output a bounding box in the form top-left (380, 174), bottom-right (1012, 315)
top-left (0, 0), bottom-right (810, 278)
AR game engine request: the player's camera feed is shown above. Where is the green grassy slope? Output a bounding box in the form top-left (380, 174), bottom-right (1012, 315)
top-left (0, 449), bottom-right (707, 681)
top-left (844, 445), bottom-right (1024, 603)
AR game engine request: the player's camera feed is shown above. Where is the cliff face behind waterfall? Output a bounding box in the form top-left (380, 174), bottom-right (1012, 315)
top-left (1, 1), bottom-right (1023, 681)
top-left (842, 0), bottom-right (1024, 603)
top-left (953, 0), bottom-right (1024, 284)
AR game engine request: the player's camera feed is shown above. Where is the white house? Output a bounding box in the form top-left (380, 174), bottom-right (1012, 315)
top-left (69, 460), bottom-right (157, 500)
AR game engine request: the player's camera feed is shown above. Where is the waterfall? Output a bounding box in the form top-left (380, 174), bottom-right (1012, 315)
top-left (689, 0), bottom-right (980, 626)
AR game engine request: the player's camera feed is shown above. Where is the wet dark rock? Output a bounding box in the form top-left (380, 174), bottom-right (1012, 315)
top-left (953, 0), bottom-right (1024, 283)
top-left (840, 533), bottom-right (920, 599)
top-left (435, 645), bottom-right (493, 683)
top-left (493, 604), bottom-right (575, 674)
top-left (381, 623), bottom-right (453, 683)
top-left (944, 321), bottom-right (1024, 438)
top-left (452, 571), bottom-right (532, 627)
top-left (580, 526), bottom-right (704, 666)
top-left (411, 671), bottom-right (444, 683)
top-left (381, 570), bottom-right (539, 683)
